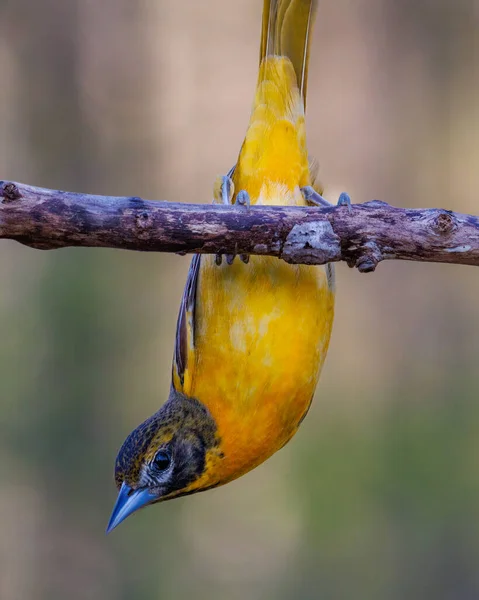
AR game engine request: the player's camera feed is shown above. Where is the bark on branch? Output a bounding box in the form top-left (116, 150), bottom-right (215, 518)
top-left (1, 180), bottom-right (478, 272)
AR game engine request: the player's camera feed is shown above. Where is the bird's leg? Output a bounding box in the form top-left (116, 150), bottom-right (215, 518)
top-left (213, 174), bottom-right (235, 206)
top-left (301, 186), bottom-right (331, 207)
top-left (301, 187), bottom-right (352, 212)
top-left (213, 174), bottom-right (234, 265)
top-left (235, 191), bottom-right (250, 264)
top-left (213, 174), bottom-right (250, 265)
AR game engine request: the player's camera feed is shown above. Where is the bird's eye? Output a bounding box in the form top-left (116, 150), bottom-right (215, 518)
top-left (153, 450), bottom-right (171, 472)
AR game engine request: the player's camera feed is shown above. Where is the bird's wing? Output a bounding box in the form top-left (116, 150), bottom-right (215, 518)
top-left (172, 253), bottom-right (200, 390)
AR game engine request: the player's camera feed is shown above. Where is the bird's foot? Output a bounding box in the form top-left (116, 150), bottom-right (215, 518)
top-left (301, 186), bottom-right (332, 207)
top-left (213, 176), bottom-right (250, 265)
top-left (301, 186), bottom-right (353, 212)
top-left (236, 190), bottom-right (250, 209)
top-left (235, 190), bottom-right (250, 264)
top-left (337, 192), bottom-right (352, 212)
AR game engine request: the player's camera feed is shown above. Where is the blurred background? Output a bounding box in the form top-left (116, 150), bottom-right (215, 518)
top-left (1, 0), bottom-right (479, 598)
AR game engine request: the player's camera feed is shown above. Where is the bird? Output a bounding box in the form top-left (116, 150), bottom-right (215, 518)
top-left (107, 0), bottom-right (337, 532)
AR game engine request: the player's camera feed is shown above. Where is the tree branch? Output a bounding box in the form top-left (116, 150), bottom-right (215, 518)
top-left (1, 180), bottom-right (478, 272)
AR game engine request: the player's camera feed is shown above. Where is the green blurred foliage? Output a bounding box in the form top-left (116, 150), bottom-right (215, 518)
top-left (0, 1), bottom-right (478, 599)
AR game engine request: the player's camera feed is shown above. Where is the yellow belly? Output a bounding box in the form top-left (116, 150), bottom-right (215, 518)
top-left (177, 53), bottom-right (333, 486)
top-left (182, 254), bottom-right (335, 484)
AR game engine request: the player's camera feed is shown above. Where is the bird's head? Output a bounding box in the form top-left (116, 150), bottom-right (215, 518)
top-left (107, 388), bottom-right (221, 532)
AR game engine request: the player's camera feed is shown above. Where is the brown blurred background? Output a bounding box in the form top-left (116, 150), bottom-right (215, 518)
top-left (1, 1), bottom-right (479, 599)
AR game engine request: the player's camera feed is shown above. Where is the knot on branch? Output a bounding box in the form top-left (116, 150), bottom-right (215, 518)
top-left (353, 241), bottom-right (383, 273)
top-left (135, 210), bottom-right (153, 238)
top-left (1, 182), bottom-right (22, 203)
top-left (281, 221), bottom-right (341, 265)
top-left (431, 210), bottom-right (457, 236)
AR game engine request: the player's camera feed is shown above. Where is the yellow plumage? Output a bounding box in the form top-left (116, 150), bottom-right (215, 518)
top-left (108, 0), bottom-right (335, 531)
top-left (173, 0), bottom-right (334, 490)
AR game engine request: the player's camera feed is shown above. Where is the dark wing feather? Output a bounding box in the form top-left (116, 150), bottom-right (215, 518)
top-left (174, 164), bottom-right (235, 385)
top-left (174, 254), bottom-right (201, 385)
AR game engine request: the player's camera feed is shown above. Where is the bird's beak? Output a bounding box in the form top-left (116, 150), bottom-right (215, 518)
top-left (106, 482), bottom-right (157, 533)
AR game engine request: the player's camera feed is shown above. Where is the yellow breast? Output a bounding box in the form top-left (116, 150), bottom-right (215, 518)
top-left (175, 55), bottom-right (334, 489)
top-left (180, 253), bottom-right (334, 486)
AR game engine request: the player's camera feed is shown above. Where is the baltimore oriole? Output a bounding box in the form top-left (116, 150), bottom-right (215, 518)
top-left (107, 0), bottom-right (336, 532)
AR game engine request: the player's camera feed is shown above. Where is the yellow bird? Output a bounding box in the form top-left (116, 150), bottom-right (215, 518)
top-left (107, 0), bottom-right (335, 532)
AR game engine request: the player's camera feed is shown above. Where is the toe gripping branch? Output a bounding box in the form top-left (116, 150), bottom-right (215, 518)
top-left (301, 186), bottom-right (352, 211)
top-left (214, 174), bottom-right (250, 265)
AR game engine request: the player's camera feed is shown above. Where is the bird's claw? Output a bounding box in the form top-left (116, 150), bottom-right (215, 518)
top-left (301, 186), bottom-right (353, 211)
top-left (213, 179), bottom-right (250, 266)
top-left (337, 192), bottom-right (352, 212)
top-left (216, 252), bottom-right (242, 265)
top-left (235, 191), bottom-right (251, 263)
top-left (301, 186), bottom-right (332, 208)
top-left (236, 190), bottom-right (250, 209)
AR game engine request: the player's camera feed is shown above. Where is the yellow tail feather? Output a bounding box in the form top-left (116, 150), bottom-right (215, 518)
top-left (233, 0), bottom-right (318, 204)
top-left (260, 0), bottom-right (317, 103)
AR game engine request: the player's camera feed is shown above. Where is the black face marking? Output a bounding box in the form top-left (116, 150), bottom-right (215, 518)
top-left (114, 388), bottom-right (219, 495)
top-left (159, 428), bottom-right (207, 495)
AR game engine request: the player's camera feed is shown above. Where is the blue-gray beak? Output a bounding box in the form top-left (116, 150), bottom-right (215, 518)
top-left (106, 482), bottom-right (157, 533)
